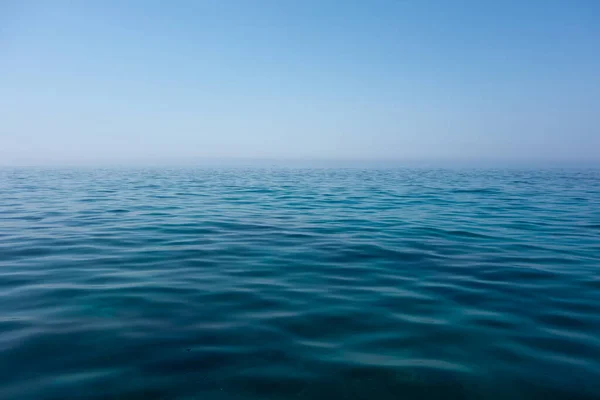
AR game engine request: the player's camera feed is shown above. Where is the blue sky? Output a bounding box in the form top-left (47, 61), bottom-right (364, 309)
top-left (1, 0), bottom-right (599, 165)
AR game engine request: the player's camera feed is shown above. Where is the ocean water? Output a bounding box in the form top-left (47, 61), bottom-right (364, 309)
top-left (1, 167), bottom-right (599, 400)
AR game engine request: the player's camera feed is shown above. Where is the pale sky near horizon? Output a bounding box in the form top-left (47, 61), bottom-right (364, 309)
top-left (1, 0), bottom-right (599, 166)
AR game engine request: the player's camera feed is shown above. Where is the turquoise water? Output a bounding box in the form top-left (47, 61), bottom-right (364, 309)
top-left (1, 168), bottom-right (599, 399)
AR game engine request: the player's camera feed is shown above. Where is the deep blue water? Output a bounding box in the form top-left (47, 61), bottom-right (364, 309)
top-left (1, 168), bottom-right (599, 400)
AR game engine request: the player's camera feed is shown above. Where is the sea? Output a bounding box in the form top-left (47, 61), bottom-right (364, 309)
top-left (1, 167), bottom-right (599, 399)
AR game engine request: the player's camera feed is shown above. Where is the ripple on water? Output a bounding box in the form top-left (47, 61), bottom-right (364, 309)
top-left (1, 167), bottom-right (600, 399)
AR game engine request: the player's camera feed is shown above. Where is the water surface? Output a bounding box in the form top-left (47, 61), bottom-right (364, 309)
top-left (1, 168), bottom-right (599, 399)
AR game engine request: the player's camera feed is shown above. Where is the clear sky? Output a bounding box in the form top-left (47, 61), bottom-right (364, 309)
top-left (1, 0), bottom-right (599, 166)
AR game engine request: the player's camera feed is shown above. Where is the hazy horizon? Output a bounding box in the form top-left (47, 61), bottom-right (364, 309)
top-left (2, 156), bottom-right (599, 169)
top-left (2, 0), bottom-right (599, 166)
